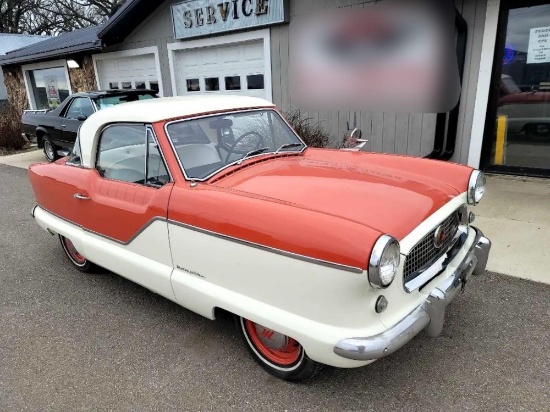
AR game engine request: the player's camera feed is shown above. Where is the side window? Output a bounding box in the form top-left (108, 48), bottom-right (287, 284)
top-left (66, 98), bottom-right (94, 119)
top-left (96, 124), bottom-right (169, 187)
top-left (97, 124), bottom-right (147, 184)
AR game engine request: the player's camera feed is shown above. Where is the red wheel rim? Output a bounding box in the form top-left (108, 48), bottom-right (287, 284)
top-left (244, 320), bottom-right (301, 366)
top-left (63, 237), bottom-right (86, 264)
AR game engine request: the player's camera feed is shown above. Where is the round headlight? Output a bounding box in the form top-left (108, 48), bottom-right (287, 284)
top-left (368, 235), bottom-right (400, 289)
top-left (467, 170), bottom-right (486, 205)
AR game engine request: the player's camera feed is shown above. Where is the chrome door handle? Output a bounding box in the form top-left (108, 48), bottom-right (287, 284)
top-left (61, 124), bottom-right (66, 128)
top-left (73, 193), bottom-right (90, 200)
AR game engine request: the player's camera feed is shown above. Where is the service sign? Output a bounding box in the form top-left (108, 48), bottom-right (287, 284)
top-left (172, 0), bottom-right (286, 40)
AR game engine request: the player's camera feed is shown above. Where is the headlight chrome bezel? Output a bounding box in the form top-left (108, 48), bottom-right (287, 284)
top-left (368, 235), bottom-right (400, 289)
top-left (467, 170), bottom-right (486, 206)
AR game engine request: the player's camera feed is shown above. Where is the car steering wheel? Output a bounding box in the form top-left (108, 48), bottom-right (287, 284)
top-left (225, 131), bottom-right (265, 164)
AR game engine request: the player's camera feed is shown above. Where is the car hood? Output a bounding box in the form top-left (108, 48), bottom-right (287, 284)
top-left (211, 148), bottom-right (473, 240)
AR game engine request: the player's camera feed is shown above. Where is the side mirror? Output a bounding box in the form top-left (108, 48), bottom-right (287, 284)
top-left (77, 115), bottom-right (88, 121)
top-left (349, 128), bottom-right (368, 146)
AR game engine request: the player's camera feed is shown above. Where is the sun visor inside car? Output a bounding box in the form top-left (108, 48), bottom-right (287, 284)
top-left (209, 118), bottom-right (234, 129)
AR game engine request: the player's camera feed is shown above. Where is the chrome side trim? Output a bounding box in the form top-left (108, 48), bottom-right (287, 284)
top-left (167, 219), bottom-right (364, 274)
top-left (34, 206), bottom-right (363, 274)
top-left (35, 205), bottom-right (166, 246)
top-left (334, 227), bottom-right (491, 361)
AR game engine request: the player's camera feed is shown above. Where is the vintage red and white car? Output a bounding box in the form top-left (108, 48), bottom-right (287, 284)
top-left (29, 95), bottom-right (491, 382)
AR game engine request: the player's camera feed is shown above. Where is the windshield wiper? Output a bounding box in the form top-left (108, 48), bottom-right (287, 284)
top-left (275, 143), bottom-right (305, 154)
top-left (236, 147), bottom-right (270, 165)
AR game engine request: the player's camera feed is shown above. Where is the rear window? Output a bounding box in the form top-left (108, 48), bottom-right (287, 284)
top-left (93, 93), bottom-right (157, 110)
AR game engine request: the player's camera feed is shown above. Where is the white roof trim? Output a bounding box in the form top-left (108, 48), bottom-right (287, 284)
top-left (79, 95), bottom-right (276, 168)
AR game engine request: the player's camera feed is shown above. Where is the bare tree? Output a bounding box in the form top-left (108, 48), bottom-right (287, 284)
top-left (0, 0), bottom-right (124, 35)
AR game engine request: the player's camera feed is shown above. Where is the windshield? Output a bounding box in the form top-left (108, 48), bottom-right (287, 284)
top-left (166, 109), bottom-right (305, 180)
top-left (93, 93), bottom-right (157, 110)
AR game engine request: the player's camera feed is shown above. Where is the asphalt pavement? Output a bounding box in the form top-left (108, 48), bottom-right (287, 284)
top-left (1, 163), bottom-right (549, 412)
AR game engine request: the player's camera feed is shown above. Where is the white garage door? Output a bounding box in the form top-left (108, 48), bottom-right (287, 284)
top-left (174, 40), bottom-right (266, 99)
top-left (96, 54), bottom-right (160, 93)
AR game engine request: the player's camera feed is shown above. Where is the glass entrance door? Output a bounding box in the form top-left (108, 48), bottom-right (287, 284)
top-left (483, 1), bottom-right (550, 176)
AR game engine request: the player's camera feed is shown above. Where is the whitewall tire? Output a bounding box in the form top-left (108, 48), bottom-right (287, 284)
top-left (236, 316), bottom-right (322, 382)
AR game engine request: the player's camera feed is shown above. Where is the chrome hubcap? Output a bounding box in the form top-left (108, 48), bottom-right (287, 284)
top-left (254, 324), bottom-right (289, 350)
top-left (44, 141), bottom-right (54, 159)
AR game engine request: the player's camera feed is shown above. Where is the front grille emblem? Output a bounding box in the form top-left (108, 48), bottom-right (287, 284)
top-left (433, 225), bottom-right (447, 249)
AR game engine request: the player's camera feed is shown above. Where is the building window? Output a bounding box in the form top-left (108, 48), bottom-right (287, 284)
top-left (247, 74), bottom-right (264, 90)
top-left (27, 66), bottom-right (70, 110)
top-left (135, 81), bottom-right (146, 89)
top-left (186, 78), bottom-right (200, 92)
top-left (225, 76), bottom-right (241, 91)
top-left (205, 77), bottom-right (220, 91)
top-left (121, 82), bottom-right (132, 90)
top-left (109, 82), bottom-right (119, 89)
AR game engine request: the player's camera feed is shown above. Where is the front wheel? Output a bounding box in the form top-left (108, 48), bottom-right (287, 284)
top-left (236, 316), bottom-right (322, 382)
top-left (59, 235), bottom-right (97, 273)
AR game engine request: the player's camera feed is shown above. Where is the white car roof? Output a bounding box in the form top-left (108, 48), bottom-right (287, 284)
top-left (79, 95), bottom-right (276, 168)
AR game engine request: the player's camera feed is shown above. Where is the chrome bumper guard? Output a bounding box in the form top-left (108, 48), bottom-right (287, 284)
top-left (334, 227), bottom-right (491, 361)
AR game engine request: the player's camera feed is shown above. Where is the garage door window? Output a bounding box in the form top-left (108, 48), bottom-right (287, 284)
top-left (187, 79), bottom-right (200, 92)
top-left (247, 75), bottom-right (264, 90)
top-left (225, 76), bottom-right (241, 91)
top-left (205, 78), bottom-right (220, 91)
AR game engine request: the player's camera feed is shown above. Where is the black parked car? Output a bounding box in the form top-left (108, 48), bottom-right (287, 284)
top-left (22, 89), bottom-right (159, 162)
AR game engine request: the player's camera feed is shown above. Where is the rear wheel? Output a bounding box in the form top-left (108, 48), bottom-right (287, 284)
top-left (43, 135), bottom-right (59, 162)
top-left (236, 316), bottom-right (322, 382)
top-left (59, 235), bottom-right (96, 273)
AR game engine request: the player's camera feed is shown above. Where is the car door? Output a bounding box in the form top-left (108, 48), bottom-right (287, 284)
top-left (75, 124), bottom-right (175, 300)
top-left (61, 97), bottom-right (95, 147)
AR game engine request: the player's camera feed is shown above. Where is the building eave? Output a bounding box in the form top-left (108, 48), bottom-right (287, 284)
top-left (0, 43), bottom-right (102, 67)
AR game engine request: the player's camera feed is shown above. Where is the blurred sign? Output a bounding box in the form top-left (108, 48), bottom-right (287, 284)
top-left (290, 0), bottom-right (460, 113)
top-left (527, 26), bottom-right (550, 64)
top-left (46, 76), bottom-right (60, 109)
top-left (171, 0), bottom-right (286, 40)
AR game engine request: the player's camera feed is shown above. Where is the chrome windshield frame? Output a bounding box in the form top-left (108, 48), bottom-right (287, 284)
top-left (164, 108), bottom-right (307, 182)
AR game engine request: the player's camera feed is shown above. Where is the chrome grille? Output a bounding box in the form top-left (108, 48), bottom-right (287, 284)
top-left (403, 211), bottom-right (460, 281)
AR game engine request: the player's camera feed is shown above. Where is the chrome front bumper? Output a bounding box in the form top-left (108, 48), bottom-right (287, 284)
top-left (334, 227), bottom-right (491, 361)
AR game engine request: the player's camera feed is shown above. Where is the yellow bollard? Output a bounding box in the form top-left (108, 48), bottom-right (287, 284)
top-left (494, 115), bottom-right (507, 165)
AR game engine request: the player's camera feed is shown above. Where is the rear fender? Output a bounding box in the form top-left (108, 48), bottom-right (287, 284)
top-left (36, 127), bottom-right (48, 148)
